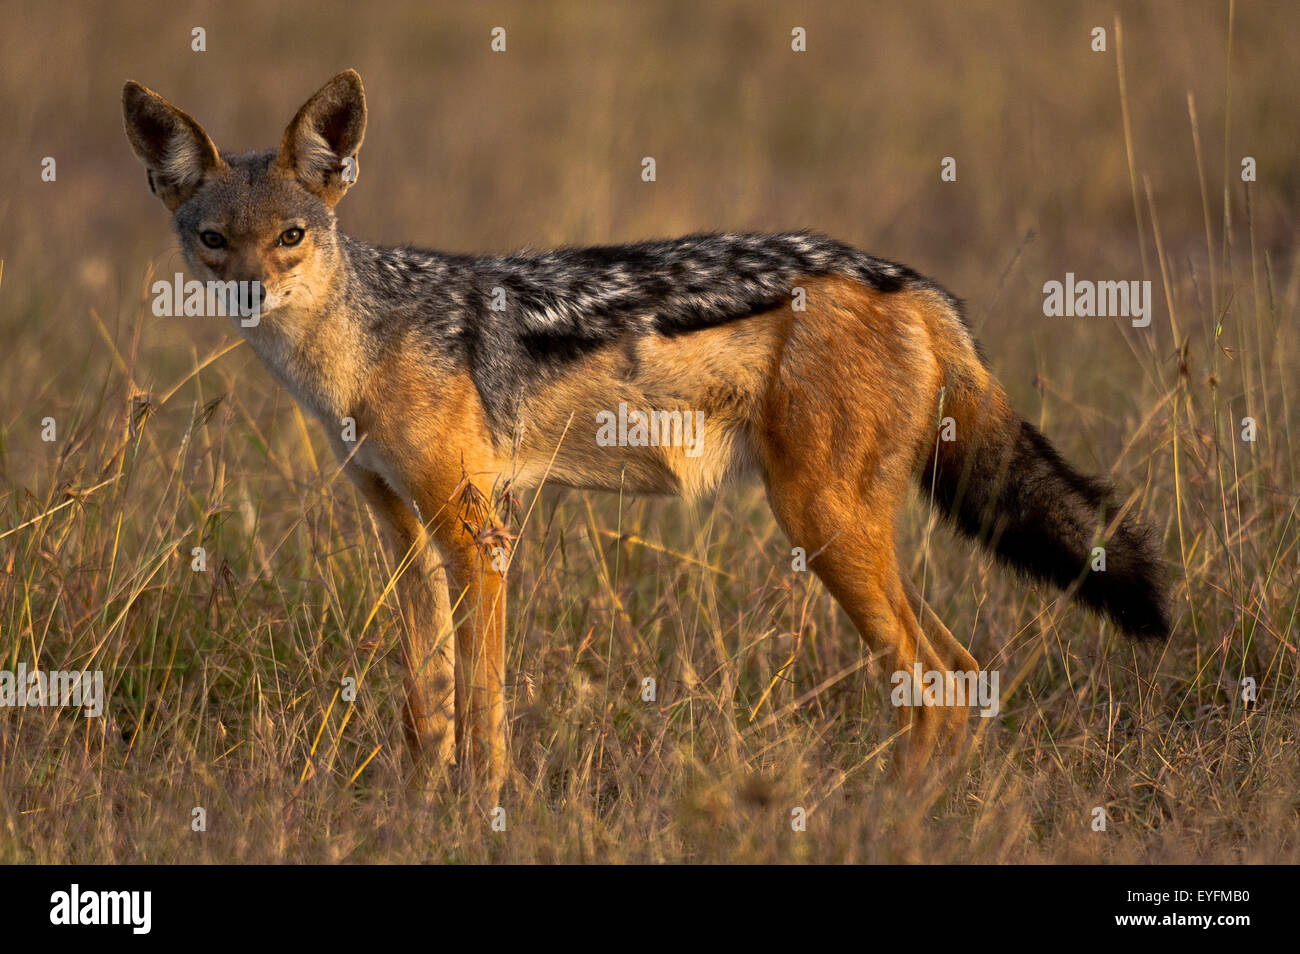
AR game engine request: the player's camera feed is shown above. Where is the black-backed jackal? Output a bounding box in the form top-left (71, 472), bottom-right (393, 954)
top-left (123, 70), bottom-right (1170, 798)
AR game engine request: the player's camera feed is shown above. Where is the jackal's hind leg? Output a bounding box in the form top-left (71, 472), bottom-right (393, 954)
top-left (899, 570), bottom-right (980, 753)
top-left (761, 473), bottom-right (954, 779)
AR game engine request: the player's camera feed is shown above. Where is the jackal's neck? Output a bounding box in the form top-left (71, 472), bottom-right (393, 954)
top-left (236, 238), bottom-right (374, 426)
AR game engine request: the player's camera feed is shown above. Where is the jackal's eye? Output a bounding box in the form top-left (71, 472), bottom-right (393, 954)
top-left (199, 231), bottom-right (227, 250)
top-left (279, 227), bottom-right (304, 247)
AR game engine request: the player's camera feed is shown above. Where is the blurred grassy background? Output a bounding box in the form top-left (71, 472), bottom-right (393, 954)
top-left (0, 0), bottom-right (1296, 862)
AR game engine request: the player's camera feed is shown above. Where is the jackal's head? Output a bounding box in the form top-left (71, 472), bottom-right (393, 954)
top-left (122, 70), bottom-right (366, 323)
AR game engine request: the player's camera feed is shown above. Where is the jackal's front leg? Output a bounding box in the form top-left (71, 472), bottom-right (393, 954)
top-left (349, 468), bottom-right (457, 772)
top-left (422, 477), bottom-right (509, 802)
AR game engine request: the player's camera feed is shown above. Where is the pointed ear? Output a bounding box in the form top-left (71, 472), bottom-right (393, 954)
top-left (276, 70), bottom-right (366, 206)
top-left (122, 81), bottom-right (225, 211)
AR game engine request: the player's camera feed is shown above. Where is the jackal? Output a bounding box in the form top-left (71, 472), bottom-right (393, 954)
top-left (123, 70), bottom-right (1170, 795)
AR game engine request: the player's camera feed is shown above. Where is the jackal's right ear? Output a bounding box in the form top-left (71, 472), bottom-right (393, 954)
top-left (122, 81), bottom-right (225, 211)
top-left (277, 70), bottom-right (367, 207)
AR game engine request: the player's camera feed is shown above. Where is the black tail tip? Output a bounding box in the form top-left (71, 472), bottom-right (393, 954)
top-left (1111, 590), bottom-right (1173, 640)
top-left (1079, 539), bottom-right (1173, 641)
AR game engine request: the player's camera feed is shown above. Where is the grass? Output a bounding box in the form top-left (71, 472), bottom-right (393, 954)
top-left (0, 0), bottom-right (1296, 863)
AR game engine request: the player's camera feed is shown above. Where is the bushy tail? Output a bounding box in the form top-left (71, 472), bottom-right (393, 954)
top-left (918, 354), bottom-right (1171, 640)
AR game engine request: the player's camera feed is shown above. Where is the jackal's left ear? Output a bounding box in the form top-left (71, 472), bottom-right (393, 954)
top-left (277, 69), bottom-right (367, 206)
